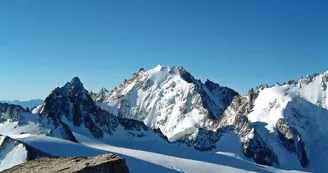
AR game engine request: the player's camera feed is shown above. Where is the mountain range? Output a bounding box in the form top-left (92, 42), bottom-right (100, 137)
top-left (0, 65), bottom-right (327, 173)
top-left (0, 99), bottom-right (43, 110)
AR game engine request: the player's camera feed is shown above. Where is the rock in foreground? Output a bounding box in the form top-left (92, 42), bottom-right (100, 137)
top-left (3, 154), bottom-right (129, 173)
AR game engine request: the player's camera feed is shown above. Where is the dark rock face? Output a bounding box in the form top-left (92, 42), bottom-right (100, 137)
top-left (247, 88), bottom-right (258, 113)
top-left (0, 102), bottom-right (78, 142)
top-left (0, 103), bottom-right (27, 124)
top-left (300, 75), bottom-right (313, 85)
top-left (219, 96), bottom-right (278, 166)
top-left (175, 92), bottom-right (277, 164)
top-left (235, 115), bottom-right (277, 166)
top-left (191, 128), bottom-right (222, 151)
top-left (242, 131), bottom-right (278, 166)
top-left (91, 88), bottom-right (109, 102)
top-left (276, 118), bottom-right (308, 167)
top-left (36, 77), bottom-right (167, 142)
top-left (178, 66), bottom-right (194, 83)
top-left (323, 72), bottom-right (328, 82)
top-left (287, 80), bottom-right (297, 85)
top-left (118, 117), bottom-right (148, 132)
top-left (3, 154), bottom-right (129, 173)
top-left (118, 117), bottom-right (151, 138)
top-left (25, 143), bottom-right (55, 160)
top-left (245, 85), bottom-right (268, 114)
top-left (176, 67), bottom-right (239, 120)
top-left (36, 77), bottom-right (119, 140)
top-left (204, 79), bottom-right (239, 119)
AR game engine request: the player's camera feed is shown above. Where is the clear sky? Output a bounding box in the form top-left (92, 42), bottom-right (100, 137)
top-left (1, 0), bottom-right (327, 100)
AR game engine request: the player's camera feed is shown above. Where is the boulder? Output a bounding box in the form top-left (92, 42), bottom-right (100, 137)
top-left (3, 154), bottom-right (129, 173)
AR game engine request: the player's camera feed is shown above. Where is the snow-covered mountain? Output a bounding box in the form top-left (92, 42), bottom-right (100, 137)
top-left (92, 65), bottom-right (328, 172)
top-left (0, 100), bottom-right (307, 173)
top-left (32, 77), bottom-right (165, 142)
top-left (0, 99), bottom-right (43, 110)
top-left (244, 71), bottom-right (328, 170)
top-left (92, 66), bottom-right (278, 166)
top-left (0, 76), bottom-right (300, 173)
top-left (1, 66), bottom-right (328, 172)
top-left (215, 71), bottom-right (328, 171)
top-left (93, 65), bottom-right (238, 142)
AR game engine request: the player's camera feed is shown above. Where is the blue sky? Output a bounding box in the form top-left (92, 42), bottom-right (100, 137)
top-left (1, 0), bottom-right (327, 100)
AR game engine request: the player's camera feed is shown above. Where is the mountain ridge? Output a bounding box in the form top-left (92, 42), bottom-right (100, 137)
top-left (92, 65), bottom-right (328, 171)
top-left (1, 65), bottom-right (328, 172)
top-left (0, 99), bottom-right (43, 110)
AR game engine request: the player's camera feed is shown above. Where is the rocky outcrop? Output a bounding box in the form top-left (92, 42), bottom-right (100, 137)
top-left (242, 131), bottom-right (278, 166)
top-left (205, 79), bottom-right (239, 109)
top-left (32, 77), bottom-right (168, 143)
top-left (176, 128), bottom-right (225, 151)
top-left (219, 96), bottom-right (278, 166)
top-left (202, 79), bottom-right (239, 119)
top-left (3, 154), bottom-right (129, 173)
top-left (323, 71), bottom-right (328, 82)
top-left (276, 118), bottom-right (308, 167)
top-left (91, 88), bottom-right (109, 102)
top-left (33, 77), bottom-right (119, 140)
top-left (0, 103), bottom-right (28, 125)
top-left (246, 84), bottom-right (268, 114)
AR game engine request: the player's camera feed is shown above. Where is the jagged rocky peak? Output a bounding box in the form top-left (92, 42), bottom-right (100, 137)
top-left (240, 70), bottom-right (328, 169)
top-left (34, 77), bottom-right (156, 141)
top-left (205, 79), bottom-right (219, 88)
top-left (34, 77), bottom-right (119, 139)
top-left (91, 87), bottom-right (109, 102)
top-left (94, 65), bottom-right (239, 143)
top-left (0, 103), bottom-right (33, 124)
top-left (98, 87), bottom-right (109, 94)
top-left (0, 102), bottom-right (25, 117)
top-left (133, 65), bottom-right (196, 84)
top-left (69, 76), bottom-right (83, 87)
top-left (62, 77), bottom-right (86, 95)
top-left (204, 79), bottom-right (239, 108)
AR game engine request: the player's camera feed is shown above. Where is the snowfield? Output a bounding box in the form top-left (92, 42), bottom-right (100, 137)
top-left (247, 72), bottom-right (328, 171)
top-left (8, 133), bottom-right (308, 173)
top-left (0, 136), bottom-right (27, 171)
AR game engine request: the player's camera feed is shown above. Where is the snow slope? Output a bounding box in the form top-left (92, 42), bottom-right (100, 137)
top-left (95, 65), bottom-right (238, 142)
top-left (92, 66), bottom-right (328, 171)
top-left (1, 68), bottom-right (328, 172)
top-left (246, 72), bottom-right (328, 171)
top-left (10, 133), bottom-right (307, 173)
top-left (0, 136), bottom-right (27, 171)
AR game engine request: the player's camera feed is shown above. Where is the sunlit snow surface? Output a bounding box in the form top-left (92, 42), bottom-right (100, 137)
top-left (1, 70), bottom-right (327, 172)
top-left (247, 72), bottom-right (328, 170)
top-left (97, 65), bottom-right (234, 141)
top-left (0, 136), bottom-right (27, 171)
top-left (8, 133), bottom-right (306, 173)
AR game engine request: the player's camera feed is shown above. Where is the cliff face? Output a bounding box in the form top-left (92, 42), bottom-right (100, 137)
top-left (3, 154), bottom-right (129, 173)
